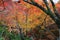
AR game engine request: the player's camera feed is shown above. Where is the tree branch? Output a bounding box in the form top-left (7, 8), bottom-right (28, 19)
top-left (23, 0), bottom-right (48, 14)
top-left (50, 0), bottom-right (60, 18)
top-left (23, 0), bottom-right (60, 28)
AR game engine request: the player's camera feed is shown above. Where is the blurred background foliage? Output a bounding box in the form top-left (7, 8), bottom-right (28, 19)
top-left (0, 0), bottom-right (60, 40)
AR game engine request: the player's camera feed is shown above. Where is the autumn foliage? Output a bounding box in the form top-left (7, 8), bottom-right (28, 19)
top-left (0, 0), bottom-right (60, 40)
top-left (0, 0), bottom-right (56, 30)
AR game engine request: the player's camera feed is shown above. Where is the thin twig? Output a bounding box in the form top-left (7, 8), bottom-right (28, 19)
top-left (50, 0), bottom-right (60, 18)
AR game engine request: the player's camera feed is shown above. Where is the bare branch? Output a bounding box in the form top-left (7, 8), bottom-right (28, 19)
top-left (23, 0), bottom-right (57, 21)
top-left (23, 0), bottom-right (60, 28)
top-left (50, 0), bottom-right (60, 18)
top-left (23, 0), bottom-right (48, 14)
top-left (43, 0), bottom-right (52, 13)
